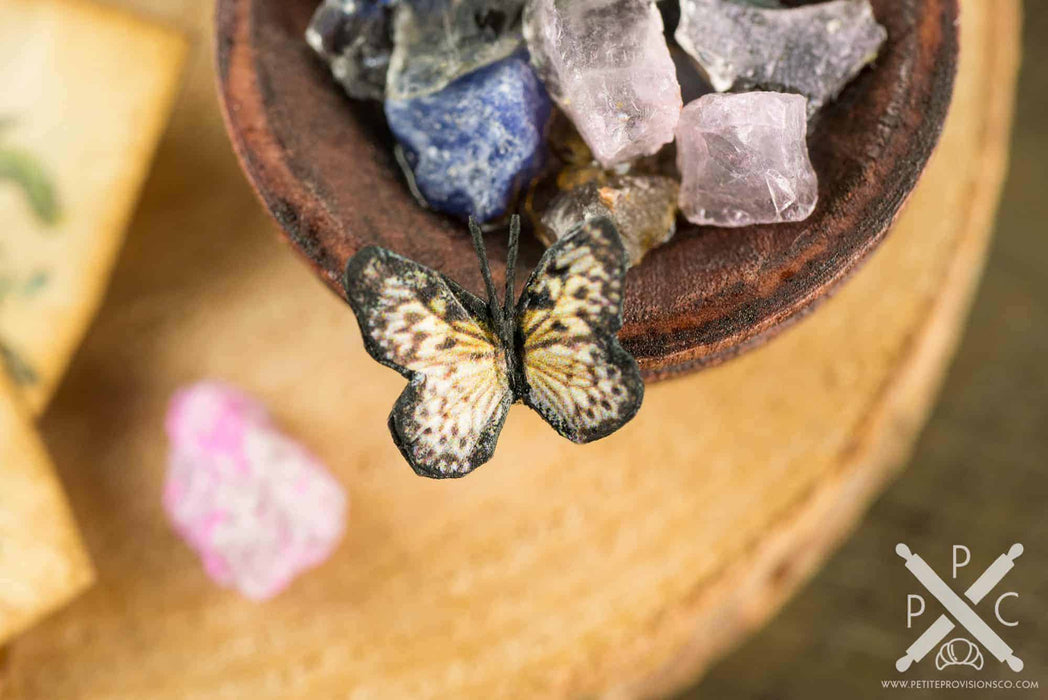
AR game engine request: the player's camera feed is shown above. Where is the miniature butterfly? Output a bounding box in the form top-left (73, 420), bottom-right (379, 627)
top-left (343, 215), bottom-right (644, 478)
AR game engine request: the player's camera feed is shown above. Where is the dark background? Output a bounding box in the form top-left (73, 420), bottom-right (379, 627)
top-left (688, 6), bottom-right (1047, 698)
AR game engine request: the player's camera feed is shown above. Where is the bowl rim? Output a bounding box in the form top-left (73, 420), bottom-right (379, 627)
top-left (215, 0), bottom-right (960, 381)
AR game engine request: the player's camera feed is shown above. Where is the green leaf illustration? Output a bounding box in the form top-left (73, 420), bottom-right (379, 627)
top-left (0, 148), bottom-right (61, 226)
top-left (0, 339), bottom-right (37, 386)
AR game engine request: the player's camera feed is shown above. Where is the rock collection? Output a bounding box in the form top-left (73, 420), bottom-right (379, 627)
top-left (309, 0), bottom-right (886, 263)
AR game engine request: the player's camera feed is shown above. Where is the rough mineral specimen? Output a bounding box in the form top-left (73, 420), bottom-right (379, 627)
top-left (385, 54), bottom-right (551, 222)
top-left (539, 174), bottom-right (679, 266)
top-left (675, 0), bottom-right (887, 116)
top-left (386, 0), bottom-right (525, 100)
top-left (524, 0), bottom-right (682, 168)
top-left (676, 92), bottom-right (817, 227)
top-left (306, 0), bottom-right (398, 101)
top-left (164, 383), bottom-right (347, 600)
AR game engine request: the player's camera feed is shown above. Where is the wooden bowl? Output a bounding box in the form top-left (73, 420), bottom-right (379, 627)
top-left (216, 0), bottom-right (958, 380)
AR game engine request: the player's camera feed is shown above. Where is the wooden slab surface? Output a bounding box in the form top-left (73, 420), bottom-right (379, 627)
top-left (1, 0), bottom-right (1018, 697)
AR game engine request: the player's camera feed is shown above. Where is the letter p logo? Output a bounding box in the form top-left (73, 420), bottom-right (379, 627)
top-left (953, 545), bottom-right (971, 579)
top-left (907, 594), bottom-right (925, 628)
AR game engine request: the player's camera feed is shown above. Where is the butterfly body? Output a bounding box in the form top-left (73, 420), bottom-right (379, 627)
top-left (344, 216), bottom-right (644, 479)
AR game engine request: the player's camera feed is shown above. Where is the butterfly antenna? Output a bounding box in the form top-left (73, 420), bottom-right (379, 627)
top-left (503, 215), bottom-right (520, 319)
top-left (469, 217), bottom-right (503, 325)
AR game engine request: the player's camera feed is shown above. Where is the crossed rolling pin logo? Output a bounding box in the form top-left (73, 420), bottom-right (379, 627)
top-left (896, 543), bottom-right (1024, 673)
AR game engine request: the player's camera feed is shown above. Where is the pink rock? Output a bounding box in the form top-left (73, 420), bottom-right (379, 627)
top-left (164, 382), bottom-right (346, 600)
top-left (523, 0), bottom-right (681, 168)
top-left (676, 92), bottom-right (818, 227)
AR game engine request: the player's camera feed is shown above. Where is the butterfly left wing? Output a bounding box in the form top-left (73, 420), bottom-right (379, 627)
top-left (515, 217), bottom-right (644, 443)
top-left (344, 246), bottom-right (512, 478)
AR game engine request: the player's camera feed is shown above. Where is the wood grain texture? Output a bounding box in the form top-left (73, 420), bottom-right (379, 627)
top-left (215, 0), bottom-right (958, 379)
top-left (697, 4), bottom-right (1041, 693)
top-left (2, 0), bottom-right (1016, 697)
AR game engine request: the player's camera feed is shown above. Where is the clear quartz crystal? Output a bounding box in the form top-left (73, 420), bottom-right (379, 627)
top-left (386, 0), bottom-right (525, 100)
top-left (523, 0), bottom-right (682, 168)
top-left (675, 0), bottom-right (887, 116)
top-left (676, 92), bottom-right (818, 227)
top-left (306, 0), bottom-right (397, 100)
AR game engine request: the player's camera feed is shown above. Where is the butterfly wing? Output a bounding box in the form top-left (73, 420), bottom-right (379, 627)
top-left (515, 217), bottom-right (644, 443)
top-left (344, 247), bottom-right (512, 478)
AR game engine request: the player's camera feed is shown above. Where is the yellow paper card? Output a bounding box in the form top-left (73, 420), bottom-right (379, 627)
top-left (0, 370), bottom-right (93, 645)
top-left (0, 0), bottom-right (186, 412)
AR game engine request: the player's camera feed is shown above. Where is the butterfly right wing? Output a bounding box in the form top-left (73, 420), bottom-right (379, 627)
top-left (515, 217), bottom-right (644, 443)
top-left (344, 247), bottom-right (512, 478)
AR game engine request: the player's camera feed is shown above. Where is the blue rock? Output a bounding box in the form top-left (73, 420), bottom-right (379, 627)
top-left (385, 55), bottom-right (552, 222)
